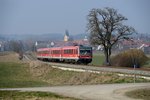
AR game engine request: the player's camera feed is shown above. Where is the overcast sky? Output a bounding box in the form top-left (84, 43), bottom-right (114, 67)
top-left (0, 0), bottom-right (150, 35)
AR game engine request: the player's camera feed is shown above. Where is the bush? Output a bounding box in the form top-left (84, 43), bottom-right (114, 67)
top-left (111, 49), bottom-right (148, 68)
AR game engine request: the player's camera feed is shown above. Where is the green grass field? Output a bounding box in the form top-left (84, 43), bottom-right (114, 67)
top-left (0, 91), bottom-right (78, 100)
top-left (90, 53), bottom-right (104, 66)
top-left (90, 52), bottom-right (150, 68)
top-left (0, 62), bottom-right (48, 88)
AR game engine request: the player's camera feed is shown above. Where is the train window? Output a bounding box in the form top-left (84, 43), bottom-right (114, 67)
top-left (69, 50), bottom-right (71, 54)
top-left (64, 50), bottom-right (68, 54)
top-left (71, 49), bottom-right (73, 54)
top-left (80, 50), bottom-right (91, 55)
top-left (53, 50), bottom-right (55, 54)
top-left (75, 49), bottom-right (78, 54)
top-left (44, 51), bottom-right (49, 54)
top-left (52, 50), bottom-right (60, 54)
top-left (37, 50), bottom-right (49, 54)
top-left (67, 50), bottom-right (69, 54)
top-left (57, 50), bottom-right (60, 54)
top-left (64, 49), bottom-right (73, 54)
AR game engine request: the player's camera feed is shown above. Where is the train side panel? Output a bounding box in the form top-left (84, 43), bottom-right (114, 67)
top-left (61, 46), bottom-right (79, 62)
top-left (50, 47), bottom-right (62, 61)
top-left (37, 48), bottom-right (51, 60)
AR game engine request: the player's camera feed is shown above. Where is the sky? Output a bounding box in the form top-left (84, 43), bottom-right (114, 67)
top-left (0, 0), bottom-right (150, 35)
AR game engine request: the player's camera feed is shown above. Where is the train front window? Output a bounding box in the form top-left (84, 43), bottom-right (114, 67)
top-left (80, 50), bottom-right (91, 55)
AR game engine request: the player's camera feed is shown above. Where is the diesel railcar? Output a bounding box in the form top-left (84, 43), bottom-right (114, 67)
top-left (37, 45), bottom-right (92, 64)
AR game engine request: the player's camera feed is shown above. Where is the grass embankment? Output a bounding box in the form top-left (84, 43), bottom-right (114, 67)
top-left (126, 88), bottom-right (150, 100)
top-left (0, 52), bottom-right (79, 100)
top-left (30, 61), bottom-right (149, 86)
top-left (0, 52), bottom-right (48, 88)
top-left (0, 62), bottom-right (48, 88)
top-left (0, 91), bottom-right (78, 100)
top-left (0, 52), bottom-right (20, 63)
top-left (0, 52), bottom-right (149, 88)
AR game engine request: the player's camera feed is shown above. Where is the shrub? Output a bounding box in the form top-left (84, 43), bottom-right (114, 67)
top-left (111, 49), bottom-right (148, 68)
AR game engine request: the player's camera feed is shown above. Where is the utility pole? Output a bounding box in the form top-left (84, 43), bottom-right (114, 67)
top-left (133, 58), bottom-right (137, 83)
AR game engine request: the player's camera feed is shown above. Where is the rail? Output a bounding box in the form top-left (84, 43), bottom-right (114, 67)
top-left (24, 53), bottom-right (150, 77)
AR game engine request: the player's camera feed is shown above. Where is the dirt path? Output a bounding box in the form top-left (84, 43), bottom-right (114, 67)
top-left (1, 83), bottom-right (149, 100)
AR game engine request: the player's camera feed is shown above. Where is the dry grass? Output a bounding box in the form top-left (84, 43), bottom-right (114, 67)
top-left (125, 88), bottom-right (150, 100)
top-left (0, 91), bottom-right (78, 100)
top-left (29, 61), bottom-right (51, 78)
top-left (0, 52), bottom-right (21, 63)
top-left (29, 61), bottom-right (149, 86)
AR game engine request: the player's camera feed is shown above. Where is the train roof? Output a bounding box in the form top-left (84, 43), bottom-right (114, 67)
top-left (37, 45), bottom-right (92, 51)
top-left (37, 48), bottom-right (50, 51)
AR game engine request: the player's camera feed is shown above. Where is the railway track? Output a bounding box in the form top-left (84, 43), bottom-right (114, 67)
top-left (24, 53), bottom-right (150, 77)
top-left (46, 62), bottom-right (150, 76)
top-left (24, 52), bottom-right (37, 61)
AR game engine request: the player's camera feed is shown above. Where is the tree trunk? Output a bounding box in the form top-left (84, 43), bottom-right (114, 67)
top-left (104, 47), bottom-right (111, 66)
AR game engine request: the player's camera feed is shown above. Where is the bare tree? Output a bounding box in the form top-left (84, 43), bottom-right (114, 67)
top-left (9, 40), bottom-right (24, 60)
top-left (87, 7), bottom-right (136, 66)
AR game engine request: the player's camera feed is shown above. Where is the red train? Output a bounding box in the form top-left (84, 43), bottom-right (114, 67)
top-left (36, 45), bottom-right (92, 64)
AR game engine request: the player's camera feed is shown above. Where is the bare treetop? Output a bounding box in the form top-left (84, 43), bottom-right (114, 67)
top-left (87, 7), bottom-right (136, 65)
